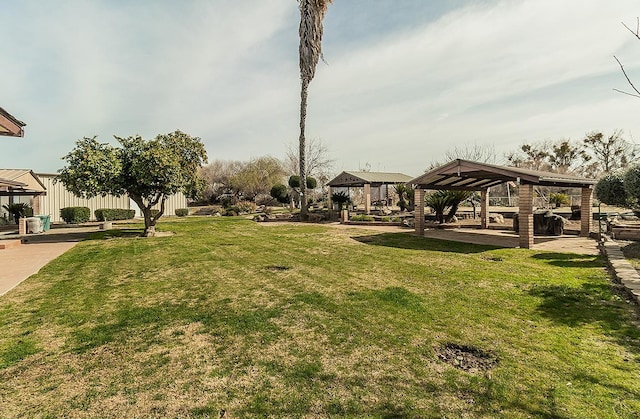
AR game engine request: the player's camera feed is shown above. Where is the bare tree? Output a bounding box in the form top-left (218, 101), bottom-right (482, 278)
top-left (427, 144), bottom-right (497, 171)
top-left (285, 137), bottom-right (334, 180)
top-left (583, 130), bottom-right (638, 174)
top-left (298, 0), bottom-right (333, 219)
top-left (614, 18), bottom-right (640, 98)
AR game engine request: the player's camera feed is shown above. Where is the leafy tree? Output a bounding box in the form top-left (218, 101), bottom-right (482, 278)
top-left (298, 0), bottom-right (333, 219)
top-left (58, 131), bottom-right (207, 236)
top-left (595, 172), bottom-right (628, 207)
top-left (624, 165), bottom-right (640, 206)
top-left (270, 184), bottom-right (289, 205)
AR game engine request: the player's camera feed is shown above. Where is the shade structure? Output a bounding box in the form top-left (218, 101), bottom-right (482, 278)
top-left (408, 159), bottom-right (597, 249)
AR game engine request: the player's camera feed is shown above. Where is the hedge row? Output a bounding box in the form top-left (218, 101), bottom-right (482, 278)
top-left (95, 208), bottom-right (135, 221)
top-left (60, 207), bottom-right (90, 224)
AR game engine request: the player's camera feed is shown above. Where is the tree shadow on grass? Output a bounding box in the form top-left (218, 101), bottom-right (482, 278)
top-left (351, 232), bottom-right (501, 254)
top-left (528, 281), bottom-right (640, 354)
top-left (531, 252), bottom-right (605, 268)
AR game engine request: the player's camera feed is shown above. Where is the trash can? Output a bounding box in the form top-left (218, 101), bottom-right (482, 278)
top-left (26, 217), bottom-right (43, 234)
top-left (36, 215), bottom-right (51, 231)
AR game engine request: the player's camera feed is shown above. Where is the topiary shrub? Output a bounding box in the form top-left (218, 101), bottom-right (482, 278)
top-left (175, 208), bottom-right (189, 217)
top-left (95, 208), bottom-right (136, 221)
top-left (60, 207), bottom-right (90, 224)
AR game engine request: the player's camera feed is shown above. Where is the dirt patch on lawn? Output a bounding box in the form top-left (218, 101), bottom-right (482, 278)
top-left (436, 343), bottom-right (499, 373)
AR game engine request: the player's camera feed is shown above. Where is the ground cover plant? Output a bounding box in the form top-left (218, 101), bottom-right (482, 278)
top-left (1, 218), bottom-right (640, 417)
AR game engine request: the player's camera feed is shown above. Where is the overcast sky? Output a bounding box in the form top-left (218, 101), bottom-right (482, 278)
top-left (2, 0), bottom-right (640, 177)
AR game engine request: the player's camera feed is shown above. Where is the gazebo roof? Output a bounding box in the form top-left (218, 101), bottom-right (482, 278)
top-left (327, 171), bottom-right (414, 187)
top-left (0, 107), bottom-right (26, 137)
top-left (409, 159), bottom-right (596, 190)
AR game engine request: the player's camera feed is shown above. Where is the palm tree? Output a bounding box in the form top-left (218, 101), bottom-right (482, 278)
top-left (298, 0), bottom-right (333, 219)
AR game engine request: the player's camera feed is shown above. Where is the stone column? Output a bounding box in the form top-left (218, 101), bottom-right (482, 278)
top-left (327, 186), bottom-right (333, 210)
top-left (580, 187), bottom-right (593, 237)
top-left (518, 184), bottom-right (534, 249)
top-left (414, 188), bottom-right (425, 235)
top-left (480, 189), bottom-right (489, 229)
top-left (19, 217), bottom-right (27, 235)
top-left (32, 195), bottom-right (41, 215)
top-left (364, 184), bottom-right (371, 214)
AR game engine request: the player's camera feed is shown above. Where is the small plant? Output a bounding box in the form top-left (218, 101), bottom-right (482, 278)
top-left (60, 207), bottom-right (90, 224)
top-left (549, 193), bottom-right (570, 208)
top-left (175, 208), bottom-right (189, 217)
top-left (2, 203), bottom-right (33, 224)
top-left (331, 191), bottom-right (350, 210)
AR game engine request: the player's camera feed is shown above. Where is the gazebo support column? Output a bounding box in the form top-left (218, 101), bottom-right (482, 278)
top-left (414, 188), bottom-right (425, 235)
top-left (518, 184), bottom-right (534, 249)
top-left (580, 187), bottom-right (593, 237)
top-left (480, 189), bottom-right (489, 229)
top-left (327, 186), bottom-right (333, 210)
top-left (364, 183), bottom-right (371, 214)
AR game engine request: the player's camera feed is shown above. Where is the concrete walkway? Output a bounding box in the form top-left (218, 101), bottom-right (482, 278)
top-left (0, 226), bottom-right (98, 297)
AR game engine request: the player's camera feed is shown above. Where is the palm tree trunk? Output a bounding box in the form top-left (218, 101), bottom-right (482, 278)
top-left (299, 78), bottom-right (309, 219)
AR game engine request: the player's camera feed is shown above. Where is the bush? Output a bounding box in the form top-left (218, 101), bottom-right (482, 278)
top-left (95, 208), bottom-right (136, 221)
top-left (175, 208), bottom-right (189, 217)
top-left (60, 207), bottom-right (90, 224)
top-left (549, 193), bottom-right (570, 207)
top-left (596, 171), bottom-right (633, 207)
top-left (270, 184), bottom-right (289, 204)
top-left (150, 209), bottom-right (160, 217)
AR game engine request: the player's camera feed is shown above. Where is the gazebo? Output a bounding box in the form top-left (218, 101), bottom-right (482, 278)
top-left (327, 171), bottom-right (413, 214)
top-left (0, 107), bottom-right (26, 137)
top-left (408, 159), bottom-right (597, 249)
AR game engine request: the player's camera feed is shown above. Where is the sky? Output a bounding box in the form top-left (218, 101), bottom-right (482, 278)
top-left (2, 0), bottom-right (640, 177)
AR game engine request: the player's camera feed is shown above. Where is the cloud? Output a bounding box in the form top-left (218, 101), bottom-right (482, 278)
top-left (1, 0), bottom-right (639, 176)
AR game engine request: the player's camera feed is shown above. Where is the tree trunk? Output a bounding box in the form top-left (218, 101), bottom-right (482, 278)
top-left (299, 78), bottom-right (309, 220)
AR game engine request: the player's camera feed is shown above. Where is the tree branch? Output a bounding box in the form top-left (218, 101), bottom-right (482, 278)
top-left (614, 55), bottom-right (640, 97)
top-left (621, 18), bottom-right (640, 40)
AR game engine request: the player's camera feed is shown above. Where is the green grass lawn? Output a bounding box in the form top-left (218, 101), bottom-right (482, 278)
top-left (1, 217), bottom-right (640, 417)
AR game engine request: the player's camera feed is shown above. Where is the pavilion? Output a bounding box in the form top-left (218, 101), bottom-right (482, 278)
top-left (408, 159), bottom-right (597, 249)
top-left (0, 107), bottom-right (25, 138)
top-left (327, 171), bottom-right (413, 214)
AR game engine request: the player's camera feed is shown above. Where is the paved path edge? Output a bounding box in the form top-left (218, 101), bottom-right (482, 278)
top-left (600, 238), bottom-right (640, 304)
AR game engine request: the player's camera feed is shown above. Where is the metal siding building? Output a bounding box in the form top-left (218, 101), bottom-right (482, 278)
top-left (38, 173), bottom-right (189, 222)
top-left (37, 173), bottom-right (131, 222)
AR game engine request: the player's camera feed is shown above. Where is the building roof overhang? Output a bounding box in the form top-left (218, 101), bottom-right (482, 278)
top-left (327, 171), bottom-right (414, 187)
top-left (0, 107), bottom-right (26, 137)
top-left (409, 159), bottom-right (597, 190)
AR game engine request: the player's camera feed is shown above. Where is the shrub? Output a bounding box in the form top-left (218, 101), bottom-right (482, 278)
top-left (270, 184), bottom-right (289, 204)
top-left (549, 193), bottom-right (570, 207)
top-left (331, 191), bottom-right (350, 210)
top-left (95, 208), bottom-right (136, 221)
top-left (150, 209), bottom-right (160, 217)
top-left (175, 208), bottom-right (189, 217)
top-left (2, 203), bottom-right (32, 224)
top-left (60, 207), bottom-right (90, 224)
